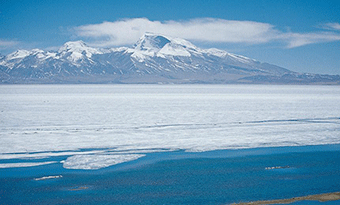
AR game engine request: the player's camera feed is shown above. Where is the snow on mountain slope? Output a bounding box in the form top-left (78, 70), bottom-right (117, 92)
top-left (6, 50), bottom-right (31, 60)
top-left (130, 33), bottom-right (194, 61)
top-left (158, 43), bottom-right (191, 57)
top-left (58, 41), bottom-right (105, 62)
top-left (1, 33), bottom-right (338, 84)
top-left (134, 33), bottom-right (171, 52)
top-left (0, 50), bottom-right (32, 69)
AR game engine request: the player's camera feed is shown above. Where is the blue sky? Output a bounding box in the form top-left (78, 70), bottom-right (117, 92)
top-left (1, 0), bottom-right (340, 74)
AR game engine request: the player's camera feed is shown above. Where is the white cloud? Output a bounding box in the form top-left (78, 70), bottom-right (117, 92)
top-left (284, 32), bottom-right (340, 48)
top-left (74, 18), bottom-right (340, 48)
top-left (0, 39), bottom-right (19, 49)
top-left (320, 22), bottom-right (340, 31)
top-left (74, 18), bottom-right (279, 47)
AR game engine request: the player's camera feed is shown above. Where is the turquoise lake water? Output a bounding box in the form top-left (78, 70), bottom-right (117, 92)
top-left (1, 145), bottom-right (340, 205)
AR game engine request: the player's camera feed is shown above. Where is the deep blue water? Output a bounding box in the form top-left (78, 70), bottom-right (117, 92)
top-left (1, 145), bottom-right (340, 205)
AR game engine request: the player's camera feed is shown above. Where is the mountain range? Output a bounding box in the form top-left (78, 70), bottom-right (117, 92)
top-left (1, 33), bottom-right (339, 84)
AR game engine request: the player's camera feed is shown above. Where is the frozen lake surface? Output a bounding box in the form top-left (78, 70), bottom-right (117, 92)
top-left (1, 84), bottom-right (340, 169)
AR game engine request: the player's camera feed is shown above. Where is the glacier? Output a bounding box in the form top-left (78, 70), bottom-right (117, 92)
top-left (0, 84), bottom-right (339, 170)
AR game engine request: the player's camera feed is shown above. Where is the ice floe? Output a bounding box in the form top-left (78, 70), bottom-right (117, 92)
top-left (265, 166), bottom-right (290, 170)
top-left (0, 161), bottom-right (57, 168)
top-left (61, 154), bottom-right (145, 170)
top-left (34, 175), bottom-right (62, 181)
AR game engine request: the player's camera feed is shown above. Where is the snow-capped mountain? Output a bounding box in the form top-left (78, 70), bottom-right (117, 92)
top-left (57, 41), bottom-right (105, 62)
top-left (0, 33), bottom-right (339, 84)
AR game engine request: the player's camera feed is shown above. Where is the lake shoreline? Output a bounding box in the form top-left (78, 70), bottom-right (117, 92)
top-left (233, 192), bottom-right (340, 205)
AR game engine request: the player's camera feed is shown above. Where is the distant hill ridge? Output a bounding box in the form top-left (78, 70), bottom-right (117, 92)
top-left (1, 33), bottom-right (339, 84)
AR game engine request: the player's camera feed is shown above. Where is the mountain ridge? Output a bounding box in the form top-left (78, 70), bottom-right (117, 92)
top-left (0, 33), bottom-right (339, 84)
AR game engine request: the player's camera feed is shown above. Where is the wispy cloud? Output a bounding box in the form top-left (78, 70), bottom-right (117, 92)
top-left (320, 22), bottom-right (340, 31)
top-left (284, 32), bottom-right (340, 48)
top-left (0, 39), bottom-right (19, 50)
top-left (74, 18), bottom-right (340, 48)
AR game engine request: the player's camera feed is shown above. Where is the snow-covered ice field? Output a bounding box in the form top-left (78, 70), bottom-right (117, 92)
top-left (1, 84), bottom-right (339, 169)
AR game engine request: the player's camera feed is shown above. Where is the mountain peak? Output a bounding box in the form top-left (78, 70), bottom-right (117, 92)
top-left (134, 33), bottom-right (171, 51)
top-left (58, 40), bottom-right (102, 61)
top-left (59, 41), bottom-right (88, 52)
top-left (130, 33), bottom-right (198, 60)
top-left (6, 49), bottom-right (31, 60)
